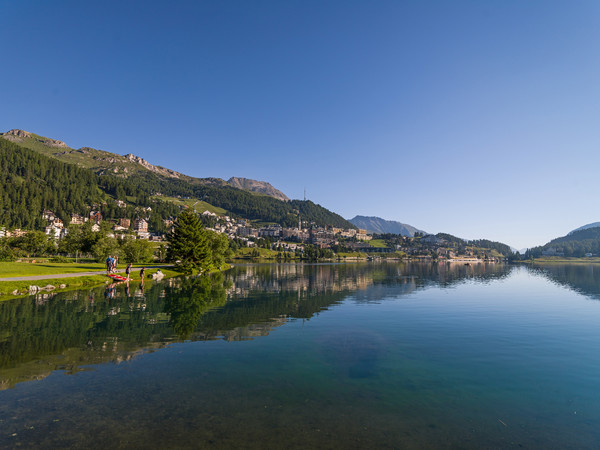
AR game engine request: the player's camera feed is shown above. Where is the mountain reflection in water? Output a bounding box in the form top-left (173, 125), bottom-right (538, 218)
top-left (0, 262), bottom-right (513, 389)
top-left (530, 263), bottom-right (600, 300)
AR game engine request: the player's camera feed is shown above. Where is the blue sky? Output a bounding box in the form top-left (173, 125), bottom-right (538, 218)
top-left (2, 0), bottom-right (600, 250)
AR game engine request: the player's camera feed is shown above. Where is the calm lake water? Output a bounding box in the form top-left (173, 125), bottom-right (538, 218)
top-left (1, 262), bottom-right (600, 448)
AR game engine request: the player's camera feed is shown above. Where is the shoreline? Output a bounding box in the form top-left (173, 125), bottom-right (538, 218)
top-left (0, 265), bottom-right (178, 302)
top-left (4, 256), bottom-right (599, 301)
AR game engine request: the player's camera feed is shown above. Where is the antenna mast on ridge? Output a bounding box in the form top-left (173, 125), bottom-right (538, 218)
top-left (304, 187), bottom-right (306, 202)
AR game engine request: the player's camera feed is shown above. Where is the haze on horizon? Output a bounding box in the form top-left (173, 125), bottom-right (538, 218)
top-left (2, 0), bottom-right (599, 250)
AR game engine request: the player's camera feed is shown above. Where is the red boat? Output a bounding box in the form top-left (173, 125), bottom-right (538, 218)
top-left (107, 274), bottom-right (128, 282)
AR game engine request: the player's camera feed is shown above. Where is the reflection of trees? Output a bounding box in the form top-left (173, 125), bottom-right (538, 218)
top-left (0, 262), bottom-right (515, 388)
top-left (194, 286), bottom-right (350, 341)
top-left (529, 264), bottom-right (600, 300)
top-left (0, 283), bottom-right (171, 377)
top-left (164, 274), bottom-right (228, 339)
top-left (195, 262), bottom-right (514, 339)
top-left (0, 274), bottom-right (233, 388)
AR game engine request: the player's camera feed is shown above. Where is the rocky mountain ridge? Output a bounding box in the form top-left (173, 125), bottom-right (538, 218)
top-left (124, 153), bottom-right (184, 179)
top-left (227, 177), bottom-right (289, 201)
top-left (0, 129), bottom-right (290, 202)
top-left (1, 129), bottom-right (68, 148)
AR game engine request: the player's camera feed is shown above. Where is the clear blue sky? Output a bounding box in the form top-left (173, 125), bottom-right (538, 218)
top-left (2, 0), bottom-right (600, 250)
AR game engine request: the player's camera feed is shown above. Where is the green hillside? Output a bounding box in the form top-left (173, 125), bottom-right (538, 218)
top-left (0, 138), bottom-right (104, 229)
top-left (526, 227), bottom-right (600, 258)
top-left (158, 196), bottom-right (227, 215)
top-left (0, 130), bottom-right (355, 230)
top-left (0, 129), bottom-right (204, 180)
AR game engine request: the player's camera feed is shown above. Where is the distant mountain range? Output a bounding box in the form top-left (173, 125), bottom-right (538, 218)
top-left (348, 215), bottom-right (425, 236)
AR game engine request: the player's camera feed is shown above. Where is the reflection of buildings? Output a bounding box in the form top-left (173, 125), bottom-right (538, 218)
top-left (223, 262), bottom-right (512, 302)
top-left (225, 264), bottom-right (378, 299)
top-left (1, 262), bottom-right (513, 390)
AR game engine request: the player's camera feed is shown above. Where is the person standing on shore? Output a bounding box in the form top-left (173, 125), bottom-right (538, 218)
top-left (140, 267), bottom-right (146, 280)
top-left (125, 263), bottom-right (132, 280)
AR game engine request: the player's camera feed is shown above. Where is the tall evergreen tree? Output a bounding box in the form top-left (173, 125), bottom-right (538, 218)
top-left (167, 209), bottom-right (210, 274)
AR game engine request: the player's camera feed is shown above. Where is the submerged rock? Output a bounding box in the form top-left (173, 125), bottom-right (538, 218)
top-left (318, 329), bottom-right (388, 379)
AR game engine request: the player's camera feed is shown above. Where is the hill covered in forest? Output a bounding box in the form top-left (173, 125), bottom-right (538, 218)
top-left (569, 222), bottom-right (600, 235)
top-left (0, 130), bottom-right (354, 231)
top-left (526, 226), bottom-right (600, 258)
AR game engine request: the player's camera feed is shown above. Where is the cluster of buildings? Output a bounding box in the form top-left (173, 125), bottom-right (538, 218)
top-left (0, 228), bottom-right (28, 239)
top-left (200, 210), bottom-right (371, 250)
top-left (5, 207), bottom-right (373, 253)
top-left (392, 234), bottom-right (506, 262)
top-left (39, 209), bottom-right (159, 241)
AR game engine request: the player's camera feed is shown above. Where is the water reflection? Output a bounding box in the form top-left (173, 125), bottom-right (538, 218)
top-left (165, 274), bottom-right (228, 339)
top-left (0, 262), bottom-right (512, 389)
top-left (226, 261), bottom-right (513, 298)
top-left (529, 263), bottom-right (600, 300)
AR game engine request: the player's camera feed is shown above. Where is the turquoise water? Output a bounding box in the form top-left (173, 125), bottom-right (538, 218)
top-left (1, 263), bottom-right (600, 448)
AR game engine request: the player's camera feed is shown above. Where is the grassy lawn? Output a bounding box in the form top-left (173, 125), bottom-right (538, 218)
top-left (336, 252), bottom-right (367, 258)
top-left (0, 263), bottom-right (181, 302)
top-left (233, 247), bottom-right (279, 259)
top-left (0, 261), bottom-right (162, 277)
top-left (0, 274), bottom-right (110, 298)
top-left (0, 261), bottom-right (107, 277)
top-left (156, 196), bottom-right (227, 215)
top-left (530, 257), bottom-right (600, 264)
top-left (367, 239), bottom-right (388, 248)
top-left (0, 260), bottom-right (182, 277)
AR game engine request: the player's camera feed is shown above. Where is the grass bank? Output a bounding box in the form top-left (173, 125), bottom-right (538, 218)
top-left (0, 261), bottom-right (108, 276)
top-left (0, 262), bottom-right (180, 301)
top-left (526, 256), bottom-right (600, 264)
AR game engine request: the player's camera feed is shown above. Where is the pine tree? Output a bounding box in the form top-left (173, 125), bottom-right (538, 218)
top-left (167, 209), bottom-right (210, 274)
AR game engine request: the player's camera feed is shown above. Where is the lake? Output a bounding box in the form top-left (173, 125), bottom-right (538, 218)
top-left (1, 262), bottom-right (600, 448)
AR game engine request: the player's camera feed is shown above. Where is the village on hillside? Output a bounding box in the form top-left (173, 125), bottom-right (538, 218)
top-left (0, 206), bottom-right (509, 262)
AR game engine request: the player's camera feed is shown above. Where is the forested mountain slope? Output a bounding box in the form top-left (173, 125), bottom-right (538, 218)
top-left (526, 226), bottom-right (600, 257)
top-left (0, 138), bottom-right (103, 229)
top-left (0, 131), bottom-right (354, 230)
